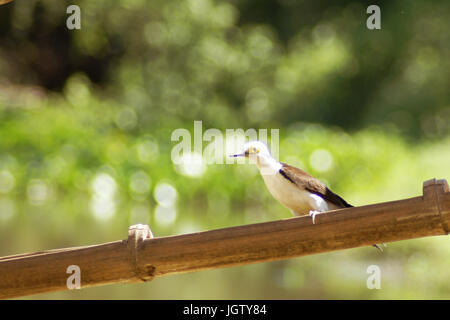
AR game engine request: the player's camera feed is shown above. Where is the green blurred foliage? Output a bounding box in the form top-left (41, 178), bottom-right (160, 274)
top-left (0, 0), bottom-right (449, 299)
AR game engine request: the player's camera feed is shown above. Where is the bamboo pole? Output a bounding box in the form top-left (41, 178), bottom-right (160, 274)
top-left (0, 178), bottom-right (448, 299)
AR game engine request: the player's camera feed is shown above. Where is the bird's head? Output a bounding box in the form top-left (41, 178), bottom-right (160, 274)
top-left (230, 140), bottom-right (272, 160)
top-left (230, 140), bottom-right (280, 175)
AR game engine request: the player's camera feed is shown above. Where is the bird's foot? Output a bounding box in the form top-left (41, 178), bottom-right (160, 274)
top-left (309, 210), bottom-right (321, 224)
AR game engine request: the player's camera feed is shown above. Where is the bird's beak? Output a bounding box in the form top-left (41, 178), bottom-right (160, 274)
top-left (229, 153), bottom-right (245, 157)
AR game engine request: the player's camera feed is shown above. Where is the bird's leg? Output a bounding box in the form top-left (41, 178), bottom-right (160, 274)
top-left (309, 210), bottom-right (320, 224)
top-left (308, 194), bottom-right (328, 225)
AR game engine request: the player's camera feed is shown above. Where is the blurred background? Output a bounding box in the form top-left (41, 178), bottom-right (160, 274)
top-left (0, 0), bottom-right (449, 299)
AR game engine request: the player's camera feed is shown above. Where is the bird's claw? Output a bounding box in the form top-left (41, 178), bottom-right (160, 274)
top-left (309, 210), bottom-right (320, 224)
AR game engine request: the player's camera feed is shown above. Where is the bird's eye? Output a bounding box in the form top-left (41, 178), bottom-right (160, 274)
top-left (252, 147), bottom-right (259, 153)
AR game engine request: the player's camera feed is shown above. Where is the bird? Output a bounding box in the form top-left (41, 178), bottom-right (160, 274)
top-left (230, 140), bottom-right (384, 251)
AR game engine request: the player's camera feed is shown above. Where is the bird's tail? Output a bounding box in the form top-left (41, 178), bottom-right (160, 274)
top-left (373, 243), bottom-right (386, 252)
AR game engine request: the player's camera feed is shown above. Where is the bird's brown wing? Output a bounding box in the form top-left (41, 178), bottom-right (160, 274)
top-left (280, 163), bottom-right (352, 208)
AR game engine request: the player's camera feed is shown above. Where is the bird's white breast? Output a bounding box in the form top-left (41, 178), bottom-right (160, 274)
top-left (254, 154), bottom-right (332, 216)
top-left (260, 171), bottom-right (318, 216)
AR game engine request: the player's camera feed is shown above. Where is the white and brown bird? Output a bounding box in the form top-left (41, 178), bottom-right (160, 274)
top-left (231, 140), bottom-right (352, 223)
top-left (231, 140), bottom-right (383, 251)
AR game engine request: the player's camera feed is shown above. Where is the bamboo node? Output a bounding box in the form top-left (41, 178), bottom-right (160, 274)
top-left (127, 224), bottom-right (154, 282)
top-left (423, 178), bottom-right (449, 235)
